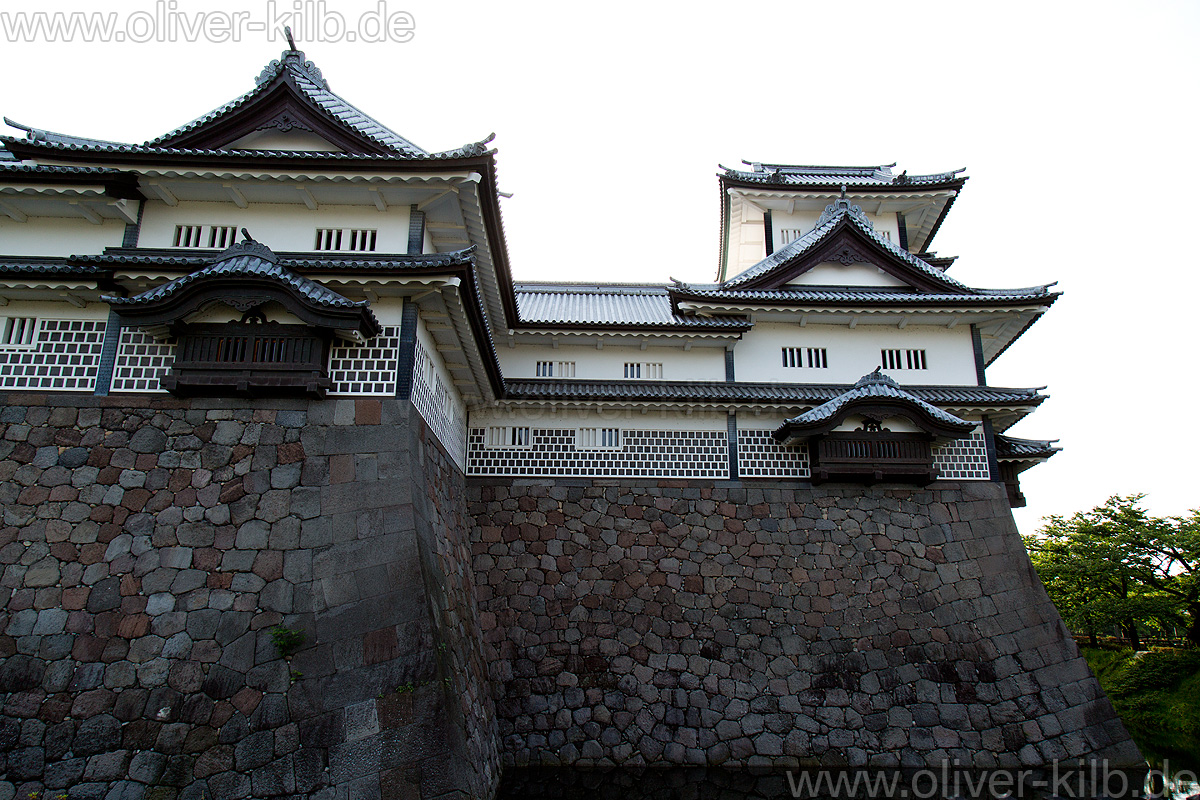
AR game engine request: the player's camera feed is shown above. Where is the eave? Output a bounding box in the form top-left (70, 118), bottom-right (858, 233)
top-left (498, 379), bottom-right (1044, 429)
top-left (3, 141), bottom-right (519, 333)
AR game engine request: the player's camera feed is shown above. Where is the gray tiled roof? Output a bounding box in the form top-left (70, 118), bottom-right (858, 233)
top-left (3, 117), bottom-right (127, 148)
top-left (721, 198), bottom-right (971, 291)
top-left (3, 51), bottom-right (492, 162)
top-left (503, 379), bottom-right (1044, 407)
top-left (104, 241), bottom-right (366, 311)
top-left (995, 434), bottom-right (1060, 460)
top-left (779, 370), bottom-right (971, 429)
top-left (0, 257), bottom-right (103, 275)
top-left (0, 162), bottom-right (125, 176)
top-left (515, 284), bottom-right (749, 329)
top-left (723, 162), bottom-right (966, 187)
top-left (147, 50), bottom-right (428, 156)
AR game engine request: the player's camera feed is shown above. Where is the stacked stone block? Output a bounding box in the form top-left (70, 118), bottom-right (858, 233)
top-left (0, 394), bottom-right (498, 800)
top-left (467, 480), bottom-right (1142, 771)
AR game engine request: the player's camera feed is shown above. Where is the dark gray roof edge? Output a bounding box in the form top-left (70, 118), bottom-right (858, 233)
top-left (670, 286), bottom-right (1058, 303)
top-left (72, 246), bottom-right (477, 269)
top-left (516, 283), bottom-right (673, 295)
top-left (994, 433), bottom-right (1061, 459)
top-left (722, 162), bottom-right (967, 186)
top-left (0, 161), bottom-right (126, 176)
top-left (3, 117), bottom-right (130, 148)
top-left (503, 379), bottom-right (1046, 405)
top-left (0, 256), bottom-right (105, 275)
top-left (0, 135), bottom-right (495, 162)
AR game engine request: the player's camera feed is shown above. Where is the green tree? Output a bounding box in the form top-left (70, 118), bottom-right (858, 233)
top-left (1024, 496), bottom-right (1197, 648)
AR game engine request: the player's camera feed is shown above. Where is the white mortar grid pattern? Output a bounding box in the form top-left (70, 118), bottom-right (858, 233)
top-left (466, 428), bottom-right (729, 478)
top-left (110, 330), bottom-right (175, 393)
top-left (411, 338), bottom-right (467, 471)
top-left (738, 429), bottom-right (811, 478)
top-left (0, 319), bottom-right (105, 391)
top-left (329, 326), bottom-right (401, 396)
top-left (933, 427), bottom-right (990, 480)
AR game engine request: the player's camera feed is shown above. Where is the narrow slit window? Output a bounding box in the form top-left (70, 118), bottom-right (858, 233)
top-left (882, 348), bottom-right (927, 370)
top-left (577, 427), bottom-right (621, 450)
top-left (315, 228), bottom-right (377, 252)
top-left (173, 224), bottom-right (237, 248)
top-left (624, 362), bottom-right (663, 379)
top-left (536, 360), bottom-right (575, 378)
top-left (783, 347), bottom-right (827, 368)
top-left (485, 426), bottom-right (531, 448)
top-left (1, 317), bottom-right (37, 347)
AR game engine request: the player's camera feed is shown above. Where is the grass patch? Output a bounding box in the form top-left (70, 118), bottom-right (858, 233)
top-left (1083, 647), bottom-right (1200, 768)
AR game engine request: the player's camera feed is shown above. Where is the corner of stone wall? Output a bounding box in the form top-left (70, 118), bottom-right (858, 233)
top-left (0, 393), bottom-right (501, 800)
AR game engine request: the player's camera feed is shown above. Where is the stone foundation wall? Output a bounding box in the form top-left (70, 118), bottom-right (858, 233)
top-left (0, 393), bottom-right (497, 800)
top-left (467, 479), bottom-right (1142, 770)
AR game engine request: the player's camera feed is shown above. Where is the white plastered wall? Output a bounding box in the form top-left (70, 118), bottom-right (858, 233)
top-left (771, 209), bottom-right (901, 247)
top-left (735, 321), bottom-right (978, 385)
top-left (0, 300), bottom-right (109, 324)
top-left (225, 130), bottom-right (345, 152)
top-left (0, 216), bottom-right (126, 256)
top-left (497, 343), bottom-right (726, 381)
top-left (139, 200), bottom-right (413, 253)
top-left (784, 262), bottom-right (910, 288)
top-left (727, 207), bottom-right (903, 282)
top-left (470, 406), bottom-right (729, 432)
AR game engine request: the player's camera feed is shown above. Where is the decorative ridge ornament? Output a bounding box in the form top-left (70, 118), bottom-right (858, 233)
top-left (209, 230), bottom-right (279, 265)
top-left (854, 367), bottom-right (898, 389)
top-left (816, 197), bottom-right (873, 230)
top-left (256, 48), bottom-right (329, 91)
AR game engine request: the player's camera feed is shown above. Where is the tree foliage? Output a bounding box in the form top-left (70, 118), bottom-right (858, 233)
top-left (1023, 495), bottom-right (1200, 648)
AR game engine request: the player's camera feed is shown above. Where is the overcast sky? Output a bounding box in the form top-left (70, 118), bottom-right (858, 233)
top-left (3, 1), bottom-right (1197, 531)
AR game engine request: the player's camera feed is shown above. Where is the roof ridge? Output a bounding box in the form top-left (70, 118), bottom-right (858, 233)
top-left (4, 117), bottom-right (131, 148)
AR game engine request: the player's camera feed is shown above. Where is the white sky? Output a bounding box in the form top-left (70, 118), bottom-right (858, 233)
top-left (3, 1), bottom-right (1198, 531)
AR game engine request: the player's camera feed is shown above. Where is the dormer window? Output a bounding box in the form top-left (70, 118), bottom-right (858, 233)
top-left (775, 370), bottom-right (976, 485)
top-left (315, 228), bottom-right (377, 252)
top-left (105, 236), bottom-right (380, 399)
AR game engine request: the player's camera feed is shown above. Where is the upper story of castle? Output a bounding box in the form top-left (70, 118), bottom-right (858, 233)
top-left (0, 45), bottom-right (1061, 498)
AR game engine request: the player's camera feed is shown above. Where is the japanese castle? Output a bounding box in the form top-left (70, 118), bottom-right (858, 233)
top-left (0, 46), bottom-right (1124, 800)
top-left (0, 49), bottom-right (1058, 504)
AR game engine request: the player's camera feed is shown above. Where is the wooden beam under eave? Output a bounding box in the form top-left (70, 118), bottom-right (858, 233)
top-left (69, 200), bottom-right (102, 225)
top-left (112, 198), bottom-right (138, 224)
top-left (297, 186), bottom-right (319, 210)
top-left (65, 294), bottom-right (86, 308)
top-left (417, 187), bottom-right (456, 211)
top-left (369, 188), bottom-right (387, 212)
top-left (147, 182), bottom-right (177, 206)
top-left (223, 184), bottom-right (248, 209)
top-left (0, 200), bottom-right (27, 222)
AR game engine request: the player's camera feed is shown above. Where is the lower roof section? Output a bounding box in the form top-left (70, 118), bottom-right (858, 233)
top-left (501, 379), bottom-right (1044, 431)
